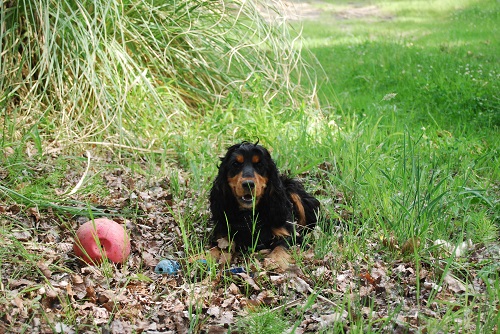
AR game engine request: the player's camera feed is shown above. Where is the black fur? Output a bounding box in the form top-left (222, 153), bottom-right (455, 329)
top-left (209, 141), bottom-right (320, 251)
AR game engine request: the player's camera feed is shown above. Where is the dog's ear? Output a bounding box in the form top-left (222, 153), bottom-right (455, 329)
top-left (262, 148), bottom-right (281, 194)
top-left (210, 163), bottom-right (230, 204)
top-left (213, 143), bottom-right (238, 187)
top-left (261, 157), bottom-right (292, 222)
top-left (210, 169), bottom-right (229, 230)
top-left (209, 171), bottom-right (230, 243)
top-left (210, 146), bottom-right (237, 221)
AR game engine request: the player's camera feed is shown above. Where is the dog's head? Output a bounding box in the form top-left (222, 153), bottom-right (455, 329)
top-left (216, 141), bottom-right (278, 209)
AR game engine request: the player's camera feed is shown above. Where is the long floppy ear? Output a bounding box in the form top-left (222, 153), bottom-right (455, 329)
top-left (260, 153), bottom-right (293, 224)
top-left (209, 144), bottom-right (242, 232)
top-left (209, 164), bottom-right (231, 241)
top-left (210, 143), bottom-right (241, 200)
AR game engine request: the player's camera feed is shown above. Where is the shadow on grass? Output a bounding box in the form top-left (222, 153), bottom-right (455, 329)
top-left (300, 0), bottom-right (499, 133)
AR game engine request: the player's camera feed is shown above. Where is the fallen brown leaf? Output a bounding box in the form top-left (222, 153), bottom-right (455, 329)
top-left (443, 274), bottom-right (466, 293)
top-left (401, 237), bottom-right (421, 255)
top-left (237, 272), bottom-right (260, 291)
top-left (37, 261), bottom-right (52, 279)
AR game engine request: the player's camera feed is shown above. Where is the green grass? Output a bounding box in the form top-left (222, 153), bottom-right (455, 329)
top-left (298, 0), bottom-right (499, 242)
top-left (234, 308), bottom-right (290, 333)
top-left (0, 0), bottom-right (315, 157)
top-left (304, 0), bottom-right (499, 133)
top-left (0, 0), bottom-right (499, 332)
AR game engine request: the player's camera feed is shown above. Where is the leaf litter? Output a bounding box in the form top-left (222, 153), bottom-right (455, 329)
top-left (0, 154), bottom-right (498, 333)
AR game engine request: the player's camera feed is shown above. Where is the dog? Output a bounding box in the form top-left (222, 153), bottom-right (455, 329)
top-left (209, 141), bottom-right (320, 267)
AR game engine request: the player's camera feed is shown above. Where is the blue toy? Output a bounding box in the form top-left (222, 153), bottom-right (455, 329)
top-left (154, 259), bottom-right (181, 275)
top-left (154, 258), bottom-right (250, 276)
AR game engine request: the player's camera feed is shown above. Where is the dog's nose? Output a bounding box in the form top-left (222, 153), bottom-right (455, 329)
top-left (242, 165), bottom-right (255, 178)
top-left (242, 180), bottom-right (255, 190)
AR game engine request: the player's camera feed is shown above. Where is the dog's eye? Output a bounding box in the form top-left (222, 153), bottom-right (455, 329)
top-left (232, 161), bottom-right (242, 167)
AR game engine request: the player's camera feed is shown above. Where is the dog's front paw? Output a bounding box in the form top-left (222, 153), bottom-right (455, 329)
top-left (264, 246), bottom-right (293, 271)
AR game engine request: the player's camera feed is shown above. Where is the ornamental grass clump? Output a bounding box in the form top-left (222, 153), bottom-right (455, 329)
top-left (1, 0), bottom-right (317, 152)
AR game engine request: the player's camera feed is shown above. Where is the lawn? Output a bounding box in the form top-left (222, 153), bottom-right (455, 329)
top-left (0, 0), bottom-right (498, 332)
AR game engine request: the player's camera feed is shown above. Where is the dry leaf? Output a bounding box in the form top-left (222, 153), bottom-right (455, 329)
top-left (237, 273), bottom-right (260, 291)
top-left (12, 230), bottom-right (31, 241)
top-left (312, 266), bottom-right (329, 277)
top-left (92, 306), bottom-right (110, 324)
top-left (423, 281), bottom-right (442, 292)
top-left (444, 274), bottom-right (466, 293)
top-left (218, 251), bottom-right (232, 266)
top-left (219, 311), bottom-right (234, 325)
top-left (289, 276), bottom-right (310, 293)
top-left (109, 320), bottom-right (133, 334)
top-left (317, 312), bottom-right (346, 328)
top-left (71, 274), bottom-right (84, 284)
top-left (360, 271), bottom-right (379, 287)
top-left (205, 325), bottom-right (228, 334)
top-left (37, 261), bottom-right (52, 279)
top-left (12, 295), bottom-right (24, 309)
top-left (54, 323), bottom-right (75, 334)
top-left (401, 237), bottom-right (420, 255)
top-left (381, 233), bottom-right (399, 250)
top-left (221, 296), bottom-right (236, 308)
top-left (8, 278), bottom-right (35, 288)
top-left (45, 286), bottom-right (58, 298)
top-left (207, 306), bottom-right (220, 317)
top-left (228, 283), bottom-right (240, 295)
top-left (141, 251), bottom-right (157, 267)
top-left (217, 237), bottom-right (231, 250)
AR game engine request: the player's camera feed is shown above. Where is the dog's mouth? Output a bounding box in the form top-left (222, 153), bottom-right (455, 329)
top-left (241, 194), bottom-right (254, 203)
top-left (238, 193), bottom-right (259, 208)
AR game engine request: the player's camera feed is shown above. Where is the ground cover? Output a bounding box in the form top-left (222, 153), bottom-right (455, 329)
top-left (0, 0), bottom-right (498, 333)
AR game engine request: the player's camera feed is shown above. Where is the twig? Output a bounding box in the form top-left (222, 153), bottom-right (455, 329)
top-left (270, 297), bottom-right (305, 312)
top-left (67, 150), bottom-right (91, 196)
top-left (308, 287), bottom-right (339, 308)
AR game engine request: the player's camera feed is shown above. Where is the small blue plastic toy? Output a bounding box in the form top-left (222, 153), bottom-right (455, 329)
top-left (226, 267), bottom-right (246, 274)
top-left (154, 259), bottom-right (250, 276)
top-left (154, 259), bottom-right (181, 275)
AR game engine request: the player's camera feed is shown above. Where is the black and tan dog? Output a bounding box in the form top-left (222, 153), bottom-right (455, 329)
top-left (209, 141), bottom-right (320, 268)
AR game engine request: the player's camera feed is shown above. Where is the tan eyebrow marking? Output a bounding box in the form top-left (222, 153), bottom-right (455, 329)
top-left (235, 155), bottom-right (244, 163)
top-left (252, 155), bottom-right (260, 163)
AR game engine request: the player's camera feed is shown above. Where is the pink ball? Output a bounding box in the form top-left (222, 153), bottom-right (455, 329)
top-left (73, 218), bottom-right (131, 264)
